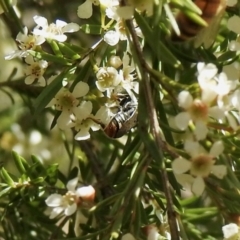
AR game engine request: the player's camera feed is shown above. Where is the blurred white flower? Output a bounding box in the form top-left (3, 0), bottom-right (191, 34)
top-left (172, 140), bottom-right (226, 196)
top-left (227, 15), bottom-right (240, 34)
top-left (118, 53), bottom-right (138, 94)
top-left (46, 178), bottom-right (95, 219)
top-left (5, 26), bottom-right (45, 60)
top-left (223, 63), bottom-right (240, 81)
top-left (222, 223), bottom-right (240, 240)
top-left (228, 39), bottom-right (240, 51)
top-left (24, 55), bottom-right (48, 86)
top-left (77, 0), bottom-right (99, 19)
top-left (33, 15), bottom-right (79, 42)
top-left (47, 81), bottom-right (89, 129)
top-left (227, 0), bottom-right (237, 7)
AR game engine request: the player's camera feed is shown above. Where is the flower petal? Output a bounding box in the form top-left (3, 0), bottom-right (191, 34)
top-left (77, 0), bottom-right (93, 19)
top-left (67, 177), bottom-right (78, 191)
top-left (62, 23), bottom-right (80, 33)
top-left (194, 120), bottom-right (208, 141)
top-left (209, 141), bottom-right (224, 157)
top-left (178, 91), bottom-right (193, 109)
top-left (72, 81), bottom-right (89, 98)
top-left (45, 193), bottom-right (63, 207)
top-left (57, 111), bottom-right (72, 129)
top-left (49, 206), bottom-right (64, 219)
top-left (175, 112), bottom-right (191, 130)
top-left (211, 165), bottom-right (227, 179)
top-left (222, 223), bottom-right (239, 239)
top-left (172, 157), bottom-right (191, 174)
top-left (184, 140), bottom-right (200, 157)
top-left (227, 15), bottom-right (240, 34)
top-left (65, 203), bottom-right (77, 216)
top-left (33, 15), bottom-right (48, 27)
top-left (174, 173), bottom-right (194, 187)
top-left (104, 30), bottom-right (120, 46)
top-left (192, 177), bottom-right (205, 196)
top-left (75, 128), bottom-right (91, 141)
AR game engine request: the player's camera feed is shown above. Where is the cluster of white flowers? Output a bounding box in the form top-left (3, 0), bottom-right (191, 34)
top-left (5, 13), bottom-right (139, 140)
top-left (5, 16), bottom-right (79, 86)
top-left (77, 0), bottom-right (144, 46)
top-left (45, 177), bottom-right (95, 219)
top-left (171, 60), bottom-right (240, 195)
top-left (4, 2), bottom-right (240, 237)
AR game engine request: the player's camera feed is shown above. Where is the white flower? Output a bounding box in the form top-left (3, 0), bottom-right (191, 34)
top-left (77, 0), bottom-right (99, 19)
top-left (227, 15), bottom-right (240, 34)
top-left (47, 81), bottom-right (89, 129)
top-left (172, 140), bottom-right (226, 196)
top-left (222, 223), bottom-right (240, 240)
top-left (33, 16), bottom-right (80, 42)
top-left (198, 63), bottom-right (237, 104)
top-left (69, 101), bottom-right (100, 141)
top-left (24, 55), bottom-right (48, 86)
top-left (175, 90), bottom-right (224, 140)
top-left (118, 53), bottom-right (138, 94)
top-left (96, 67), bottom-right (122, 92)
top-left (5, 26), bottom-right (45, 60)
top-left (45, 178), bottom-right (79, 219)
top-left (46, 178), bottom-right (95, 219)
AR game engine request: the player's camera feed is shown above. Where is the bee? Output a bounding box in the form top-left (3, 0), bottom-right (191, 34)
top-left (171, 0), bottom-right (226, 48)
top-left (90, 94), bottom-right (138, 138)
top-left (104, 95), bottom-right (138, 138)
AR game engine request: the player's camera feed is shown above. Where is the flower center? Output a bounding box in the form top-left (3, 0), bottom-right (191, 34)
top-left (190, 154), bottom-right (214, 177)
top-left (98, 71), bottom-right (115, 87)
top-left (31, 64), bottom-right (43, 77)
top-left (48, 23), bottom-right (62, 35)
top-left (55, 91), bottom-right (79, 111)
top-left (189, 99), bottom-right (208, 121)
top-left (64, 191), bottom-right (77, 205)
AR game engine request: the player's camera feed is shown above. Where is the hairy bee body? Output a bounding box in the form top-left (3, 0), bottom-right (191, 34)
top-left (104, 95), bottom-right (138, 138)
top-left (171, 0), bottom-right (226, 42)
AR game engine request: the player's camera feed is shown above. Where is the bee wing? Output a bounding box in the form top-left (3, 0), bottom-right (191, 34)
top-left (194, 1), bottom-right (226, 49)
